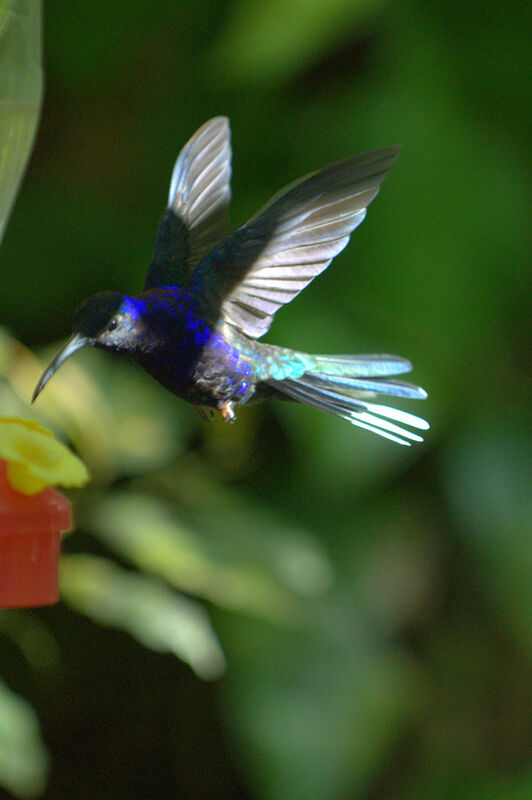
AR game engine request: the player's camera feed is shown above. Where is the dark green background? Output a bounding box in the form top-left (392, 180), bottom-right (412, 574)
top-left (0, 1), bottom-right (530, 799)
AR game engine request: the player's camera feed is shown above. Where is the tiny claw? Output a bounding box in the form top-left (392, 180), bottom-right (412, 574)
top-left (219, 401), bottom-right (236, 423)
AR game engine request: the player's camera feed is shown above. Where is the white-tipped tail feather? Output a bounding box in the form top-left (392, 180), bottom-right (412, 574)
top-left (269, 355), bottom-right (429, 446)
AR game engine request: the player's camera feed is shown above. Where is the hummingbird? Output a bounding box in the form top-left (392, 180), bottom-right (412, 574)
top-left (33, 117), bottom-right (429, 445)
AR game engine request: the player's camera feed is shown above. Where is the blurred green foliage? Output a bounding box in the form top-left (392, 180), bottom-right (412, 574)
top-left (0, 0), bottom-right (42, 246)
top-left (0, 0), bottom-right (530, 798)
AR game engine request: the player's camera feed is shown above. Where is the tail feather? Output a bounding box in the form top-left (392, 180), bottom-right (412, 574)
top-left (304, 372), bottom-right (427, 400)
top-left (269, 354), bottom-right (429, 446)
top-left (312, 354), bottom-right (413, 376)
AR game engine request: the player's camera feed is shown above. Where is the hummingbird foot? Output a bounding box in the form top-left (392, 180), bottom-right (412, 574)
top-left (219, 401), bottom-right (236, 423)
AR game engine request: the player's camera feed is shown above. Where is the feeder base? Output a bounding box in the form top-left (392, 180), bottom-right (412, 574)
top-left (0, 531), bottom-right (60, 608)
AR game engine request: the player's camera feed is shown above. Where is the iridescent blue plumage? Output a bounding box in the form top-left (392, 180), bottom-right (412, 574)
top-left (33, 117), bottom-right (429, 445)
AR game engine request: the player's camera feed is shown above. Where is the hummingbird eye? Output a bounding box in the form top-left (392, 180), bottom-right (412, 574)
top-left (108, 319), bottom-right (118, 332)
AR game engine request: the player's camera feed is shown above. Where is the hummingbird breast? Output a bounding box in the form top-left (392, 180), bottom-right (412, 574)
top-left (132, 290), bottom-right (259, 407)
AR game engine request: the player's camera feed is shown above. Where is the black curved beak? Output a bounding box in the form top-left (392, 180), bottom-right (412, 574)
top-left (32, 333), bottom-right (90, 403)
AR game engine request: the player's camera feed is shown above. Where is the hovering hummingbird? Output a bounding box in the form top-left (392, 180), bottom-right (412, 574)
top-left (33, 117), bottom-right (428, 445)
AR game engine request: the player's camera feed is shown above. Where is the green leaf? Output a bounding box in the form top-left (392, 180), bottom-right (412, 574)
top-left (84, 491), bottom-right (310, 624)
top-left (0, 0), bottom-right (42, 246)
top-left (60, 554), bottom-right (226, 680)
top-left (0, 610), bottom-right (60, 670)
top-left (0, 679), bottom-right (48, 798)
top-left (157, 460), bottom-right (334, 599)
top-left (221, 616), bottom-right (426, 800)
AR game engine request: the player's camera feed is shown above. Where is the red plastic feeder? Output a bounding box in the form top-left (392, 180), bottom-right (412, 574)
top-left (0, 460), bottom-right (71, 608)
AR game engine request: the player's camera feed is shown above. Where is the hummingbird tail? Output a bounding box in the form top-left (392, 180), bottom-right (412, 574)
top-left (269, 354), bottom-right (429, 445)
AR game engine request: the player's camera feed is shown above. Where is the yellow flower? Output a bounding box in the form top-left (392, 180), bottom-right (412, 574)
top-left (0, 417), bottom-right (89, 495)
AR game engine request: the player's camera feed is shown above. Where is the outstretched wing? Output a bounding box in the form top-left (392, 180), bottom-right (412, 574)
top-left (143, 117), bottom-right (232, 291)
top-left (194, 147), bottom-right (400, 338)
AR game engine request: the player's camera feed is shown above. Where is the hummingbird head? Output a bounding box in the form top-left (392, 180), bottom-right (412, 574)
top-left (32, 291), bottom-right (140, 402)
top-left (72, 291), bottom-right (125, 341)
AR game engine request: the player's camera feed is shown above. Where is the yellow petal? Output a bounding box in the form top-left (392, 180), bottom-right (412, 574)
top-left (0, 417), bottom-right (90, 495)
top-left (6, 461), bottom-right (47, 495)
top-left (0, 417), bottom-right (53, 436)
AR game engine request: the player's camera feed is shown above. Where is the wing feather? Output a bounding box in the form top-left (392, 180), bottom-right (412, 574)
top-left (195, 146), bottom-right (400, 337)
top-left (144, 117), bottom-right (232, 290)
